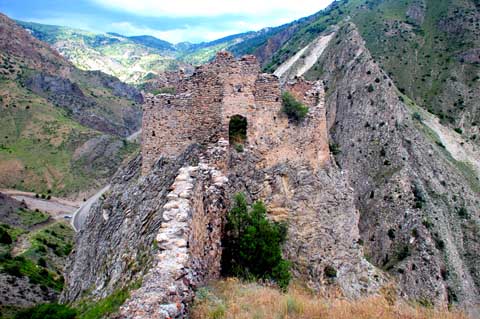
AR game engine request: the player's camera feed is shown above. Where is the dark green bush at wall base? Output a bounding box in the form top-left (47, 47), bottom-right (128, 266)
top-left (221, 193), bottom-right (291, 290)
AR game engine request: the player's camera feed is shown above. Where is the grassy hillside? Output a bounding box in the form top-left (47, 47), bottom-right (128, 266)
top-left (17, 21), bottom-right (256, 83)
top-left (0, 66), bottom-right (137, 195)
top-left (0, 14), bottom-right (140, 196)
top-left (246, 0), bottom-right (479, 138)
top-left (0, 193), bottom-right (75, 317)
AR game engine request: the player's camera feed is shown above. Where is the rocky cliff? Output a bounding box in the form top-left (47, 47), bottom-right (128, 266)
top-left (317, 22), bottom-right (479, 313)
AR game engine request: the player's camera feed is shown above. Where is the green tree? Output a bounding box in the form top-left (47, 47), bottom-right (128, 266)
top-left (222, 193), bottom-right (291, 289)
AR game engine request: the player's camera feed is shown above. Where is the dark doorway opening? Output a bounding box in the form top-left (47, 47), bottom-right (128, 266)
top-left (229, 115), bottom-right (247, 145)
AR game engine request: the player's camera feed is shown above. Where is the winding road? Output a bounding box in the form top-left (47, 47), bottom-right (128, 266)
top-left (71, 130), bottom-right (141, 231)
top-left (71, 185), bottom-right (110, 232)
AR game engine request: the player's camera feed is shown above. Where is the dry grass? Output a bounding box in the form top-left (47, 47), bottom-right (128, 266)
top-left (191, 278), bottom-right (468, 319)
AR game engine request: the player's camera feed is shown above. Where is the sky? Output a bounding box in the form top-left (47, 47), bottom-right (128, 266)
top-left (0, 0), bottom-right (334, 43)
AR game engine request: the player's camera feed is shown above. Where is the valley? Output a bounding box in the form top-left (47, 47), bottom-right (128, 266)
top-left (0, 0), bottom-right (479, 318)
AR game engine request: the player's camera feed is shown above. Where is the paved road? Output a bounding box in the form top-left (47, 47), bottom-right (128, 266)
top-left (71, 185), bottom-right (110, 232)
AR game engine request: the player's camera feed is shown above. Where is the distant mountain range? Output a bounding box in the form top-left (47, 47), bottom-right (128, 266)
top-left (16, 20), bottom-right (258, 84)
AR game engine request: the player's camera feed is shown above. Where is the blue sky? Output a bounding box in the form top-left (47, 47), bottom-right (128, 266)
top-left (0, 0), bottom-right (334, 43)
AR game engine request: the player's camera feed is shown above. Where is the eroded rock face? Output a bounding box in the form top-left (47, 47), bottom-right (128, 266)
top-left (318, 23), bottom-right (480, 312)
top-left (226, 150), bottom-right (386, 298)
top-left (63, 138), bottom-right (385, 318)
top-left (24, 73), bottom-right (140, 137)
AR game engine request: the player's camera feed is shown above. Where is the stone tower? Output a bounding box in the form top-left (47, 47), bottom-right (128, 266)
top-left (142, 51), bottom-right (330, 175)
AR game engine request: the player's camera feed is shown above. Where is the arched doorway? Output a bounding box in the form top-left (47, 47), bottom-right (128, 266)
top-left (228, 115), bottom-right (247, 145)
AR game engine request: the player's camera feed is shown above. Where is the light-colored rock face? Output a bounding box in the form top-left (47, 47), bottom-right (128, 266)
top-left (141, 52), bottom-right (330, 175)
top-left (226, 150), bottom-right (386, 298)
top-left (274, 32), bottom-right (335, 83)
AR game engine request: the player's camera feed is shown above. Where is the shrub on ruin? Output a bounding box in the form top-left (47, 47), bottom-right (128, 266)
top-left (221, 193), bottom-right (291, 290)
top-left (281, 92), bottom-right (309, 122)
top-left (151, 87), bottom-right (176, 95)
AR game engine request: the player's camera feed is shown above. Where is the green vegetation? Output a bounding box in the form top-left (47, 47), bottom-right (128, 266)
top-left (17, 209), bottom-right (49, 228)
top-left (329, 142), bottom-right (341, 156)
top-left (382, 244), bottom-right (412, 271)
top-left (0, 71), bottom-right (138, 196)
top-left (221, 193), bottom-right (291, 290)
top-left (4, 282), bottom-right (138, 319)
top-left (234, 144), bottom-right (244, 153)
top-left (75, 286), bottom-right (134, 319)
top-left (281, 92), bottom-right (309, 123)
top-left (0, 254), bottom-right (64, 291)
top-left (0, 221), bottom-right (74, 294)
top-left (151, 87), bottom-right (176, 95)
top-left (0, 227), bottom-right (12, 244)
top-left (26, 222), bottom-right (75, 258)
top-left (324, 265), bottom-right (337, 278)
top-left (13, 303), bottom-right (76, 319)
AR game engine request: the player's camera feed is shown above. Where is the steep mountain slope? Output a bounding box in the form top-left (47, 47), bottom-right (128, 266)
top-left (0, 13), bottom-right (141, 196)
top-left (17, 17), bottom-right (341, 85)
top-left (17, 21), bottom-right (182, 84)
top-left (61, 12), bottom-right (478, 319)
top-left (240, 0), bottom-right (479, 140)
top-left (315, 22), bottom-right (479, 312)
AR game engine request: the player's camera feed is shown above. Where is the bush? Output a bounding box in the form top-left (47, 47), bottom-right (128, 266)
top-left (412, 112), bottom-right (423, 122)
top-left (151, 87), bottom-right (176, 95)
top-left (221, 193), bottom-right (291, 290)
top-left (14, 303), bottom-right (76, 319)
top-left (281, 92), bottom-right (309, 122)
top-left (329, 143), bottom-right (341, 155)
top-left (0, 228), bottom-right (12, 244)
top-left (324, 265), bottom-right (337, 278)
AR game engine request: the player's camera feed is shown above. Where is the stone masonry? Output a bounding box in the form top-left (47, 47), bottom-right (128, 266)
top-left (142, 51), bottom-right (330, 175)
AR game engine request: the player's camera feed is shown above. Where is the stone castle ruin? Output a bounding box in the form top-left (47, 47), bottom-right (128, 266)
top-left (141, 51), bottom-right (330, 174)
top-left (64, 52), bottom-right (383, 319)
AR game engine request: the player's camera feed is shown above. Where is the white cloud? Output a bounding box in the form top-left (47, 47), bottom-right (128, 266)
top-left (91, 0), bottom-right (333, 18)
top-left (109, 21), bottom-right (239, 43)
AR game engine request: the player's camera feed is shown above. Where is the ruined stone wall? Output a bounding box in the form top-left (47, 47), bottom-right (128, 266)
top-left (120, 141), bottom-right (229, 318)
top-left (142, 51), bottom-right (330, 174)
top-left (141, 69), bottom-right (223, 175)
